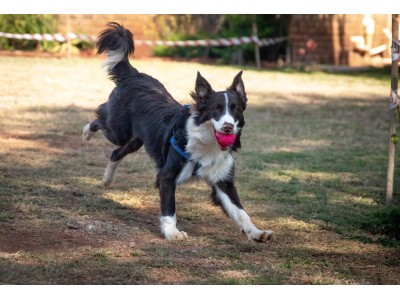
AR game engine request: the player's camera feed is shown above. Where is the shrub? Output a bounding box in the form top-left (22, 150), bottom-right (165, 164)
top-left (0, 14), bottom-right (58, 51)
top-left (152, 15), bottom-right (289, 65)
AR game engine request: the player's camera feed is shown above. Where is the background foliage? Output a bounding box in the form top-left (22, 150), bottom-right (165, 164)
top-left (153, 15), bottom-right (290, 65)
top-left (0, 14), bottom-right (290, 64)
top-left (0, 14), bottom-right (57, 51)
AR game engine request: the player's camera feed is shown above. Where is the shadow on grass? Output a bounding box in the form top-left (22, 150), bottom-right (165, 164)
top-left (240, 94), bottom-right (400, 247)
top-left (321, 66), bottom-right (391, 83)
top-left (1, 93), bottom-right (400, 284)
top-left (0, 248), bottom-right (285, 284)
top-left (177, 58), bottom-right (391, 84)
top-left (0, 105), bottom-right (159, 247)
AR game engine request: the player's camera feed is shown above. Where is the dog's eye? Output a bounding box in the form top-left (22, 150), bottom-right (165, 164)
top-left (213, 104), bottom-right (222, 110)
top-left (230, 104), bottom-right (237, 111)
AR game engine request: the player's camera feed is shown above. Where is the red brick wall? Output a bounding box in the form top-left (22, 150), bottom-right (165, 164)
top-left (56, 14), bottom-right (158, 57)
top-left (289, 15), bottom-right (335, 65)
top-left (54, 14), bottom-right (391, 66)
top-left (289, 14), bottom-right (391, 67)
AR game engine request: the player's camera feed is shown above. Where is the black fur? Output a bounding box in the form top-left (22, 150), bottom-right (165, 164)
top-left (94, 24), bottom-right (185, 168)
top-left (89, 23), bottom-right (195, 223)
top-left (84, 23), bottom-right (267, 241)
top-left (190, 71), bottom-right (246, 151)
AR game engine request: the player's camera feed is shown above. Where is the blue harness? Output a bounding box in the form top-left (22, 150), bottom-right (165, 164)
top-left (169, 104), bottom-right (201, 175)
top-left (170, 134), bottom-right (189, 160)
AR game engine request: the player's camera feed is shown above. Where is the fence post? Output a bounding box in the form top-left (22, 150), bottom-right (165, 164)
top-left (386, 14), bottom-right (399, 206)
top-left (66, 14), bottom-right (71, 58)
top-left (252, 15), bottom-right (261, 69)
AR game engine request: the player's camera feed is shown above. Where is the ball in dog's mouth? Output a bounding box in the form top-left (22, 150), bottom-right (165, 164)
top-left (215, 131), bottom-right (236, 149)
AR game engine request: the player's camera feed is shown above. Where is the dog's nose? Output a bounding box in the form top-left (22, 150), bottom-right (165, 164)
top-left (222, 122), bottom-right (234, 134)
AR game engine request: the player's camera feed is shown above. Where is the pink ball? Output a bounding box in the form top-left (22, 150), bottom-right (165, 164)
top-left (215, 132), bottom-right (236, 149)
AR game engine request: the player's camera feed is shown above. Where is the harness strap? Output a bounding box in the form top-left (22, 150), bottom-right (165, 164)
top-left (170, 135), bottom-right (190, 160)
top-left (170, 133), bottom-right (201, 176)
top-left (170, 104), bottom-right (201, 175)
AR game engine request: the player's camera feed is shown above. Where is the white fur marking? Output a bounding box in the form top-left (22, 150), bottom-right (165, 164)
top-left (224, 92), bottom-right (229, 110)
top-left (160, 215), bottom-right (188, 240)
top-left (210, 93), bottom-right (238, 134)
top-left (215, 187), bottom-right (272, 241)
top-left (102, 49), bottom-right (125, 71)
top-left (103, 160), bottom-right (121, 187)
top-left (176, 162), bottom-right (195, 184)
top-left (82, 123), bottom-right (95, 142)
top-left (198, 154), bottom-right (233, 184)
top-left (185, 116), bottom-right (234, 183)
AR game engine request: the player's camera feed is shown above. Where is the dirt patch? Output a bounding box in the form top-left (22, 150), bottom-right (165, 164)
top-left (0, 227), bottom-right (99, 253)
top-left (0, 56), bottom-right (399, 284)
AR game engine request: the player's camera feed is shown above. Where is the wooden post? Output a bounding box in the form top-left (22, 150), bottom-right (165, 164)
top-left (386, 14), bottom-right (399, 206)
top-left (66, 14), bottom-right (71, 58)
top-left (252, 15), bottom-right (261, 69)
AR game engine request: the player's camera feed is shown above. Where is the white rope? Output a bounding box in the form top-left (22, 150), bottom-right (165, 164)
top-left (0, 31), bottom-right (286, 48)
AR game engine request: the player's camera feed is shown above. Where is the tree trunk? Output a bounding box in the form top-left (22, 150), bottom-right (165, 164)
top-left (386, 14), bottom-right (399, 205)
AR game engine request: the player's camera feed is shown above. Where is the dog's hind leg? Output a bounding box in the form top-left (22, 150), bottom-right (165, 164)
top-left (103, 137), bottom-right (143, 187)
top-left (82, 119), bottom-right (103, 142)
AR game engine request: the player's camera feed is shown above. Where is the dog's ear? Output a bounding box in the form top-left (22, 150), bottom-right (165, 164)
top-left (228, 71), bottom-right (247, 110)
top-left (190, 72), bottom-right (213, 103)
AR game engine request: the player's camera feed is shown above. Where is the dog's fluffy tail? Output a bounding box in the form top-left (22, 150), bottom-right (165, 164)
top-left (97, 22), bottom-right (136, 83)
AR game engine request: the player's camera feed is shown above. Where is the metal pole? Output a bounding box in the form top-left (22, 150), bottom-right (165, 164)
top-left (386, 14), bottom-right (399, 206)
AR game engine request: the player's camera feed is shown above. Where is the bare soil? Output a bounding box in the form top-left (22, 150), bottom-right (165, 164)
top-left (0, 55), bottom-right (399, 284)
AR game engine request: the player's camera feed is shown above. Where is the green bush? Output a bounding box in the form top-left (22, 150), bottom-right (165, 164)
top-left (0, 14), bottom-right (58, 51)
top-left (153, 15), bottom-right (289, 65)
top-left (153, 32), bottom-right (208, 59)
top-left (209, 15), bottom-right (270, 64)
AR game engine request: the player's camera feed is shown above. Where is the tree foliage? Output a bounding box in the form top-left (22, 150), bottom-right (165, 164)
top-left (0, 14), bottom-right (57, 51)
top-left (153, 15), bottom-right (290, 65)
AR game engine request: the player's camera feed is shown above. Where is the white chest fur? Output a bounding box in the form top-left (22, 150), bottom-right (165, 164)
top-left (177, 116), bottom-right (234, 184)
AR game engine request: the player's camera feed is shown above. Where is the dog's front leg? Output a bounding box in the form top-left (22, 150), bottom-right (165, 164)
top-left (212, 181), bottom-right (273, 242)
top-left (158, 171), bottom-right (188, 241)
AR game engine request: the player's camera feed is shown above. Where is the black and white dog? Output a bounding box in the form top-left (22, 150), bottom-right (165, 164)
top-left (83, 23), bottom-right (273, 242)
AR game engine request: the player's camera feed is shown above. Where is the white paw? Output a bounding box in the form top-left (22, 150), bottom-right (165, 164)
top-left (160, 215), bottom-right (188, 241)
top-left (102, 160), bottom-right (120, 188)
top-left (102, 172), bottom-right (114, 188)
top-left (248, 229), bottom-right (274, 243)
top-left (82, 123), bottom-right (95, 142)
top-left (165, 230), bottom-right (188, 241)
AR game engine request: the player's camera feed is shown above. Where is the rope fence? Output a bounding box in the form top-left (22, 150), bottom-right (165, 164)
top-left (0, 31), bottom-right (286, 48)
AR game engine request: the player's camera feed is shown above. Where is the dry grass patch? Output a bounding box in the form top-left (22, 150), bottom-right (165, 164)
top-left (0, 56), bottom-right (399, 284)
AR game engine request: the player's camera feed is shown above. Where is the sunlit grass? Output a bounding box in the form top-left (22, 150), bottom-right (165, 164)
top-left (0, 56), bottom-right (399, 284)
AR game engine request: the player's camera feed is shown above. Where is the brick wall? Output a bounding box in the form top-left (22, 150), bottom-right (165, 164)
top-left (56, 14), bottom-right (159, 57)
top-left (54, 14), bottom-right (392, 66)
top-left (289, 14), bottom-right (391, 67)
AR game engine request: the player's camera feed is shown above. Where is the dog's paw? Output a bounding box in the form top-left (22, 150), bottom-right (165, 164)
top-left (102, 161), bottom-right (120, 188)
top-left (165, 230), bottom-right (188, 241)
top-left (250, 230), bottom-right (274, 243)
top-left (82, 123), bottom-right (95, 142)
top-left (103, 172), bottom-right (115, 188)
top-left (103, 176), bottom-right (114, 188)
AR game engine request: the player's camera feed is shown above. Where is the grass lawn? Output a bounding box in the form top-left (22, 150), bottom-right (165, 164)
top-left (0, 55), bottom-right (399, 284)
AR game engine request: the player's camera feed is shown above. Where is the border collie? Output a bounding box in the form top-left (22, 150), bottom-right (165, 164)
top-left (83, 23), bottom-right (273, 242)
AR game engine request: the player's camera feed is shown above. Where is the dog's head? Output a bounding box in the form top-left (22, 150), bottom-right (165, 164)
top-left (190, 71), bottom-right (247, 151)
